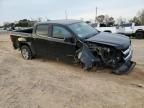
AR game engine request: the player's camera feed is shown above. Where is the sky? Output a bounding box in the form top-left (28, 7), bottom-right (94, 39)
top-left (0, 0), bottom-right (144, 25)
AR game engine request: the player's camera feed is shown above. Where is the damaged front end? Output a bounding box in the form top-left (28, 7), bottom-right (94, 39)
top-left (112, 45), bottom-right (136, 75)
top-left (77, 44), bottom-right (136, 75)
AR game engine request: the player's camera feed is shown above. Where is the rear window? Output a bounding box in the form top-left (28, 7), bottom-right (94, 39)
top-left (36, 24), bottom-right (49, 36)
top-left (120, 23), bottom-right (132, 27)
top-left (99, 23), bottom-right (107, 27)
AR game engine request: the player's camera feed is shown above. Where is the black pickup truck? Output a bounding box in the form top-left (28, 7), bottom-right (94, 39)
top-left (10, 20), bottom-right (136, 75)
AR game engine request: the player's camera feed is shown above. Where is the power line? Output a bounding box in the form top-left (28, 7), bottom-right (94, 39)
top-left (95, 7), bottom-right (98, 23)
top-left (65, 10), bottom-right (68, 20)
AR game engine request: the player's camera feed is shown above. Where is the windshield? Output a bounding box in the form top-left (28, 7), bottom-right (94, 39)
top-left (69, 22), bottom-right (98, 39)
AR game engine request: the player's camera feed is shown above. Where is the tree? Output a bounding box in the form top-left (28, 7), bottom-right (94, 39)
top-left (117, 17), bottom-right (126, 25)
top-left (138, 9), bottom-right (144, 25)
top-left (130, 9), bottom-right (144, 25)
top-left (129, 17), bottom-right (141, 25)
top-left (104, 15), bottom-right (115, 26)
top-left (96, 15), bottom-right (105, 23)
top-left (15, 19), bottom-right (36, 27)
top-left (3, 22), bottom-right (10, 29)
top-left (96, 15), bottom-right (115, 26)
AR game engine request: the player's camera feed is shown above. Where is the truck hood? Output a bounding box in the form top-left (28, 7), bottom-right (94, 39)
top-left (85, 32), bottom-right (130, 50)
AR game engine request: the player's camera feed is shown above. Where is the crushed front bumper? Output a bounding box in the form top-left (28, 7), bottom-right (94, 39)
top-left (112, 61), bottom-right (136, 75)
top-left (78, 45), bottom-right (136, 75)
top-left (112, 45), bottom-right (136, 75)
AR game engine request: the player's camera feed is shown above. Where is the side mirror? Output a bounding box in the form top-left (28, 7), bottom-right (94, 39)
top-left (64, 37), bottom-right (75, 43)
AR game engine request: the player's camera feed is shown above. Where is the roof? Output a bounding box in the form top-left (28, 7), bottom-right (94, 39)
top-left (38, 19), bottom-right (81, 25)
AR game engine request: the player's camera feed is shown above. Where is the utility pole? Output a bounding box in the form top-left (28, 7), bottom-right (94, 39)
top-left (65, 10), bottom-right (68, 20)
top-left (95, 7), bottom-right (98, 23)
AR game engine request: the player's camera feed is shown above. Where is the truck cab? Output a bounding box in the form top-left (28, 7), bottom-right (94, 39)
top-left (31, 22), bottom-right (77, 60)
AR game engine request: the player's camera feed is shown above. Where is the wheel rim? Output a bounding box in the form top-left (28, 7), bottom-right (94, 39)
top-left (22, 48), bottom-right (29, 59)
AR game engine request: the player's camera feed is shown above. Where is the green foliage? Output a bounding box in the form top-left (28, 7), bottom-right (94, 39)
top-left (130, 9), bottom-right (144, 25)
top-left (138, 9), bottom-right (144, 25)
top-left (3, 19), bottom-right (37, 29)
top-left (96, 15), bottom-right (105, 23)
top-left (129, 17), bottom-right (141, 25)
top-left (96, 15), bottom-right (115, 26)
top-left (15, 19), bottom-right (36, 27)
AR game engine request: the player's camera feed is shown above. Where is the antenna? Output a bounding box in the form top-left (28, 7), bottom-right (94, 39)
top-left (65, 10), bottom-right (68, 20)
top-left (95, 7), bottom-right (98, 23)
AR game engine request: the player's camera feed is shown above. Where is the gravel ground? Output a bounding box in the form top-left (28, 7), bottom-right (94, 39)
top-left (0, 32), bottom-right (144, 108)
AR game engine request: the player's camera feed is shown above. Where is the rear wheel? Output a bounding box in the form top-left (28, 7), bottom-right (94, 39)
top-left (135, 31), bottom-right (144, 39)
top-left (21, 45), bottom-right (32, 60)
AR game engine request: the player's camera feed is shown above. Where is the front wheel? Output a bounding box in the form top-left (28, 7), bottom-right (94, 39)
top-left (21, 45), bottom-right (32, 60)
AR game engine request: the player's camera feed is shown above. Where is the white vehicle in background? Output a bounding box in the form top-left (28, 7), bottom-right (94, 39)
top-left (91, 23), bottom-right (117, 34)
top-left (117, 23), bottom-right (144, 39)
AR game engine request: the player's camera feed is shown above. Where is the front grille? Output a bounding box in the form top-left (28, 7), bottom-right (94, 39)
top-left (122, 46), bottom-right (133, 62)
top-left (122, 46), bottom-right (129, 52)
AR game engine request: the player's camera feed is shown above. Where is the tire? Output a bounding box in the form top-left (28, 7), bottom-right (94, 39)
top-left (21, 45), bottom-right (32, 60)
top-left (135, 31), bottom-right (144, 39)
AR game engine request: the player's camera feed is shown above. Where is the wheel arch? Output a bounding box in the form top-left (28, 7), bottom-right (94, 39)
top-left (104, 30), bottom-right (112, 33)
top-left (135, 29), bottom-right (144, 33)
top-left (19, 42), bottom-right (36, 56)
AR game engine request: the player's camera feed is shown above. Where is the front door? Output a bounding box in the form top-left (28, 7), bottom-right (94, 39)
top-left (49, 25), bottom-right (76, 62)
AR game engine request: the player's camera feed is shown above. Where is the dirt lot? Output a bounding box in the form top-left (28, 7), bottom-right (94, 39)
top-left (0, 32), bottom-right (144, 108)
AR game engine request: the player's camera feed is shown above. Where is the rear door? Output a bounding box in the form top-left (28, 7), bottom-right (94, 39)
top-left (33, 24), bottom-right (51, 57)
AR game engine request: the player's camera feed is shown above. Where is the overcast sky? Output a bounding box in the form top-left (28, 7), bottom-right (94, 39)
top-left (0, 0), bottom-right (144, 25)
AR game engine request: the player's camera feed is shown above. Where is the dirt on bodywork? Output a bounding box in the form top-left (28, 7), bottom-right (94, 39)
top-left (0, 32), bottom-right (144, 108)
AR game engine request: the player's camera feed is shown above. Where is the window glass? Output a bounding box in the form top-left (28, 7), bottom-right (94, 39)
top-left (53, 26), bottom-right (72, 39)
top-left (100, 23), bottom-right (106, 27)
top-left (69, 22), bottom-right (98, 39)
top-left (36, 24), bottom-right (48, 36)
top-left (120, 23), bottom-right (132, 27)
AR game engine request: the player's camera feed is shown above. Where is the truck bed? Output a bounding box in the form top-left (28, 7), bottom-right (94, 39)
top-left (10, 28), bottom-right (33, 49)
top-left (12, 28), bottom-right (33, 37)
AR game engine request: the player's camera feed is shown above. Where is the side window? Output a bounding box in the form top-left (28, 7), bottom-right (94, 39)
top-left (36, 24), bottom-right (49, 37)
top-left (53, 26), bottom-right (72, 39)
top-left (100, 23), bottom-right (106, 27)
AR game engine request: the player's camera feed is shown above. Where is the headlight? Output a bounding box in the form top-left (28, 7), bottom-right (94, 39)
top-left (87, 43), bottom-right (97, 48)
top-left (88, 43), bottom-right (110, 52)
